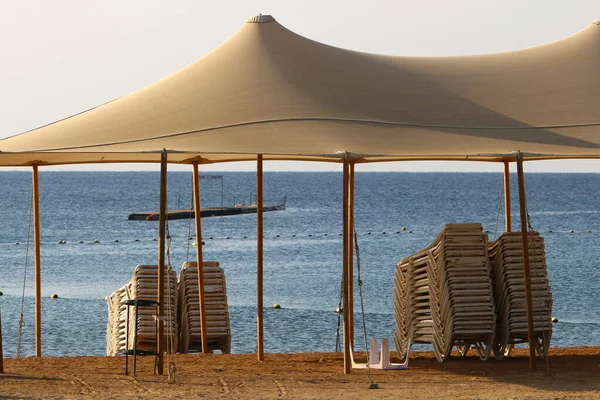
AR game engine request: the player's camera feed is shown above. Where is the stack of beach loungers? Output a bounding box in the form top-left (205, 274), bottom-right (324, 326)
top-left (393, 241), bottom-right (433, 361)
top-left (106, 283), bottom-right (130, 356)
top-left (394, 224), bottom-right (553, 362)
top-left (394, 224), bottom-right (496, 362)
top-left (106, 261), bottom-right (230, 356)
top-left (177, 261), bottom-right (231, 354)
top-left (105, 265), bottom-right (178, 356)
top-left (488, 232), bottom-right (553, 359)
top-left (129, 265), bottom-right (179, 354)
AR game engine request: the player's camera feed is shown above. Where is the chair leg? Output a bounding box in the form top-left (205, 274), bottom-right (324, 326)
top-left (133, 304), bottom-right (138, 376)
top-left (125, 306), bottom-right (130, 375)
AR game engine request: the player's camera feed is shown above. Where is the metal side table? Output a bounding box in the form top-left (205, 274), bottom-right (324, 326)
top-left (122, 299), bottom-right (160, 375)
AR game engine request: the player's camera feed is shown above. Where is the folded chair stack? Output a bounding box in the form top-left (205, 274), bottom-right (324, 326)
top-left (428, 224), bottom-right (496, 361)
top-left (105, 265), bottom-right (178, 356)
top-left (393, 246), bottom-right (433, 361)
top-left (128, 265), bottom-right (179, 354)
top-left (394, 223), bottom-right (496, 362)
top-left (488, 232), bottom-right (553, 359)
top-left (178, 261), bottom-right (231, 354)
top-left (105, 284), bottom-right (131, 356)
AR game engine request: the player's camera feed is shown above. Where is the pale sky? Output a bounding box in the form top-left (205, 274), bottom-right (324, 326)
top-left (1, 0), bottom-right (599, 173)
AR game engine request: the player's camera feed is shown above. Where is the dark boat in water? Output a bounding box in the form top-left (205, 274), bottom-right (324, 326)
top-left (128, 203), bottom-right (286, 221)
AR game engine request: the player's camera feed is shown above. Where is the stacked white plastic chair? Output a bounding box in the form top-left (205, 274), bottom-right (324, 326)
top-left (106, 284), bottom-right (131, 356)
top-left (488, 232), bottom-right (553, 359)
top-left (178, 261), bottom-right (231, 354)
top-left (128, 265), bottom-right (178, 354)
top-left (105, 265), bottom-right (178, 356)
top-left (394, 246), bottom-right (433, 361)
top-left (394, 223), bottom-right (496, 362)
top-left (429, 224), bottom-right (496, 361)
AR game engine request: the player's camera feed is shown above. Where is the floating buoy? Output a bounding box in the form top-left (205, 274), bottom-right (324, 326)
top-left (308, 234), bottom-right (312, 237)
top-left (0, 291), bottom-right (3, 296)
top-left (338, 233), bottom-right (342, 236)
top-left (335, 307), bottom-right (343, 313)
top-left (79, 241), bottom-right (84, 244)
top-left (548, 230), bottom-right (553, 233)
top-left (367, 232), bottom-right (371, 235)
top-left (292, 234), bottom-right (296, 237)
top-left (93, 239), bottom-right (100, 243)
top-left (570, 230), bottom-right (575, 233)
top-left (226, 236), bottom-right (231, 239)
top-left (276, 235), bottom-right (280, 238)
top-left (272, 303), bottom-right (281, 309)
top-left (114, 239), bottom-right (119, 243)
top-left (57, 240), bottom-right (66, 244)
top-left (401, 226), bottom-right (407, 231)
top-left (15, 242), bottom-right (19, 245)
top-left (409, 231), bottom-right (413, 233)
top-left (324, 233), bottom-right (328, 236)
top-left (209, 236), bottom-right (214, 240)
top-left (134, 239), bottom-right (140, 242)
top-left (396, 231), bottom-right (400, 234)
top-left (243, 236), bottom-right (247, 239)
top-left (586, 230), bottom-right (592, 233)
top-left (382, 232), bottom-right (386, 235)
top-left (50, 294), bottom-right (59, 299)
top-left (153, 238), bottom-right (157, 241)
top-left (551, 317), bottom-right (559, 323)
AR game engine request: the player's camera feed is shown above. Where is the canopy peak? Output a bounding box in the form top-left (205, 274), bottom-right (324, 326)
top-left (246, 14), bottom-right (275, 24)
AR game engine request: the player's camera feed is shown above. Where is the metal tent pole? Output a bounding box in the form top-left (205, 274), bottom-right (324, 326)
top-left (32, 165), bottom-right (42, 357)
top-left (504, 161), bottom-right (512, 232)
top-left (348, 163), bottom-right (355, 350)
top-left (516, 155), bottom-right (536, 371)
top-left (193, 163), bottom-right (208, 354)
top-left (257, 155), bottom-right (264, 361)
top-left (157, 151), bottom-right (168, 375)
top-left (342, 160), bottom-right (351, 374)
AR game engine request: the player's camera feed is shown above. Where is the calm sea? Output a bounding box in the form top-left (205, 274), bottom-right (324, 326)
top-left (0, 171), bottom-right (598, 357)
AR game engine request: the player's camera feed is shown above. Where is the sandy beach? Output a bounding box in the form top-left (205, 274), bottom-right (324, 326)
top-left (1, 346), bottom-right (599, 399)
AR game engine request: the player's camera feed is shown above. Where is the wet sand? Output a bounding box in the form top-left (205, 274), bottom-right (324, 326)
top-left (1, 347), bottom-right (600, 399)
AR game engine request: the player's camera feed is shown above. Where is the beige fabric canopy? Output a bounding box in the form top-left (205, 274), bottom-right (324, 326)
top-left (1, 15), bottom-right (599, 166)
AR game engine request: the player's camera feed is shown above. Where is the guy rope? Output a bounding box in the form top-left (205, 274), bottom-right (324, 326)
top-left (353, 226), bottom-right (379, 389)
top-left (17, 190), bottom-right (34, 357)
top-left (524, 187), bottom-right (552, 374)
top-left (165, 223), bottom-right (177, 383)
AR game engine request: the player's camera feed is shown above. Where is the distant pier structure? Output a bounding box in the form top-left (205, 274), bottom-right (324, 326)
top-left (128, 174), bottom-right (286, 221)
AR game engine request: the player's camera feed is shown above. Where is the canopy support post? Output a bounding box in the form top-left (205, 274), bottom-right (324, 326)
top-left (157, 150), bottom-right (168, 375)
top-left (32, 165), bottom-right (42, 357)
top-left (516, 154), bottom-right (536, 371)
top-left (257, 155), bottom-right (264, 361)
top-left (348, 163), bottom-right (355, 350)
top-left (503, 161), bottom-right (512, 232)
top-left (0, 298), bottom-right (4, 373)
top-left (342, 159), bottom-right (351, 374)
top-left (192, 163), bottom-right (208, 354)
